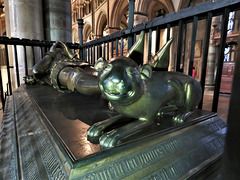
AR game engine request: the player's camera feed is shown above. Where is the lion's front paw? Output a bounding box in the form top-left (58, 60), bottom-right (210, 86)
top-left (173, 111), bottom-right (192, 124)
top-left (172, 114), bottom-right (185, 124)
top-left (99, 130), bottom-right (121, 149)
top-left (87, 122), bottom-right (107, 144)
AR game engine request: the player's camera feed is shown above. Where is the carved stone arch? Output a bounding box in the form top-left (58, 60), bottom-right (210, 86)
top-left (72, 28), bottom-right (78, 43)
top-left (135, 0), bottom-right (152, 14)
top-left (134, 0), bottom-right (175, 22)
top-left (110, 0), bottom-right (128, 28)
top-left (178, 0), bottom-right (209, 11)
top-left (96, 10), bottom-right (107, 37)
top-left (147, 0), bottom-right (175, 20)
top-left (83, 22), bottom-right (92, 43)
top-left (178, 0), bottom-right (191, 10)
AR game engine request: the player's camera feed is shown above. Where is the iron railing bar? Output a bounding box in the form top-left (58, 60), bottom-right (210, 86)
top-left (116, 38), bottom-right (119, 57)
top-left (31, 46), bottom-right (36, 66)
top-left (176, 20), bottom-right (184, 72)
top-left (128, 34), bottom-right (133, 50)
top-left (0, 66), bottom-right (5, 110)
top-left (111, 40), bottom-right (114, 58)
top-left (148, 29), bottom-right (152, 62)
top-left (120, 37), bottom-right (124, 56)
top-left (23, 45), bottom-right (28, 76)
top-left (40, 47), bottom-right (43, 59)
top-left (100, 44), bottom-right (102, 59)
top-left (14, 45), bottom-right (20, 87)
top-left (82, 47), bottom-right (84, 60)
top-left (90, 46), bottom-right (93, 64)
top-left (155, 26), bottom-right (161, 52)
top-left (103, 43), bottom-right (106, 59)
top-left (133, 33), bottom-right (136, 44)
top-left (0, 38), bottom-right (80, 49)
top-left (93, 45), bottom-right (95, 64)
top-left (4, 44), bottom-right (12, 95)
top-left (212, 8), bottom-right (230, 112)
top-left (107, 41), bottom-right (109, 60)
top-left (97, 45), bottom-right (99, 59)
top-left (83, 47), bottom-right (85, 60)
top-left (198, 12), bottom-right (213, 109)
top-left (44, 46), bottom-right (48, 53)
top-left (188, 16), bottom-right (198, 77)
top-left (88, 47), bottom-right (90, 63)
top-left (167, 23), bottom-right (171, 41)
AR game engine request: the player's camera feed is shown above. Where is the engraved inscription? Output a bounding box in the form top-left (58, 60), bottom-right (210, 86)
top-left (144, 135), bottom-right (225, 180)
top-left (81, 117), bottom-right (226, 180)
top-left (14, 87), bottom-right (68, 180)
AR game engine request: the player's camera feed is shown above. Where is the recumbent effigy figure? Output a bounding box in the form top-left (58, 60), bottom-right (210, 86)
top-left (28, 41), bottom-right (100, 95)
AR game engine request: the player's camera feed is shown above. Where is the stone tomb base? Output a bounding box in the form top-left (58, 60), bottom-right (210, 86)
top-left (0, 85), bottom-right (226, 179)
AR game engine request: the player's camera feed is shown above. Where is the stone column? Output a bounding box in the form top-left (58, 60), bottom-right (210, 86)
top-left (205, 16), bottom-right (220, 89)
top-left (80, 5), bottom-right (84, 18)
top-left (4, 0), bottom-right (44, 39)
top-left (43, 0), bottom-right (72, 42)
top-left (4, 0), bottom-right (44, 89)
top-left (86, 1), bottom-right (90, 14)
top-left (76, 5), bottom-right (79, 19)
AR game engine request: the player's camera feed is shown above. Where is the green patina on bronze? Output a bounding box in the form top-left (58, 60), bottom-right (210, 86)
top-left (30, 41), bottom-right (101, 95)
top-left (125, 31), bottom-right (145, 65)
top-left (28, 34), bottom-right (202, 150)
top-left (87, 36), bottom-right (202, 149)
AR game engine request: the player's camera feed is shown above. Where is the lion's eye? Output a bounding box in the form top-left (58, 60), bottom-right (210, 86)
top-left (126, 67), bottom-right (138, 76)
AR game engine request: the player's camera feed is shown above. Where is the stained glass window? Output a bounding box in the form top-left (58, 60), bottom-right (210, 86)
top-left (227, 12), bottom-right (235, 35)
top-left (224, 46), bottom-right (231, 62)
top-left (224, 11), bottom-right (235, 61)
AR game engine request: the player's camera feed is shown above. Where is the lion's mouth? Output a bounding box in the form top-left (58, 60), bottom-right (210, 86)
top-left (105, 90), bottom-right (126, 96)
top-left (104, 90), bottom-right (134, 98)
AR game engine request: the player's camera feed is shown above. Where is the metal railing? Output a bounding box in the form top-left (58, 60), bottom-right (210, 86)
top-left (78, 0), bottom-right (240, 113)
top-left (0, 0), bottom-right (240, 114)
top-left (0, 37), bottom-right (79, 109)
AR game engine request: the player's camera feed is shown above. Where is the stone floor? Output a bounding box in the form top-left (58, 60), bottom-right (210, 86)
top-left (0, 90), bottom-right (230, 133)
top-left (202, 90), bottom-right (230, 122)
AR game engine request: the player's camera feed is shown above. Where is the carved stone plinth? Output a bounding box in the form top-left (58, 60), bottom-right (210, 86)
top-left (0, 85), bottom-right (226, 179)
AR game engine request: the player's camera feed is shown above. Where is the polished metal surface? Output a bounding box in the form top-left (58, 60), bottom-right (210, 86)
top-left (89, 38), bottom-right (202, 149)
top-left (25, 85), bottom-right (115, 160)
top-left (33, 41), bottom-right (76, 75)
top-left (72, 115), bottom-right (226, 179)
top-left (0, 85), bottom-right (226, 179)
top-left (31, 41), bottom-right (100, 95)
top-left (125, 31), bottom-right (145, 65)
top-left (150, 38), bottom-right (173, 70)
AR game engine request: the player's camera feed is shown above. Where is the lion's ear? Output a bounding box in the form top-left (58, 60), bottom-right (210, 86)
top-left (94, 57), bottom-right (108, 72)
top-left (139, 64), bottom-right (152, 80)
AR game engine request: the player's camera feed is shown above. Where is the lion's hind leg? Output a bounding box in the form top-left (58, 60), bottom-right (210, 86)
top-left (171, 78), bottom-right (202, 123)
